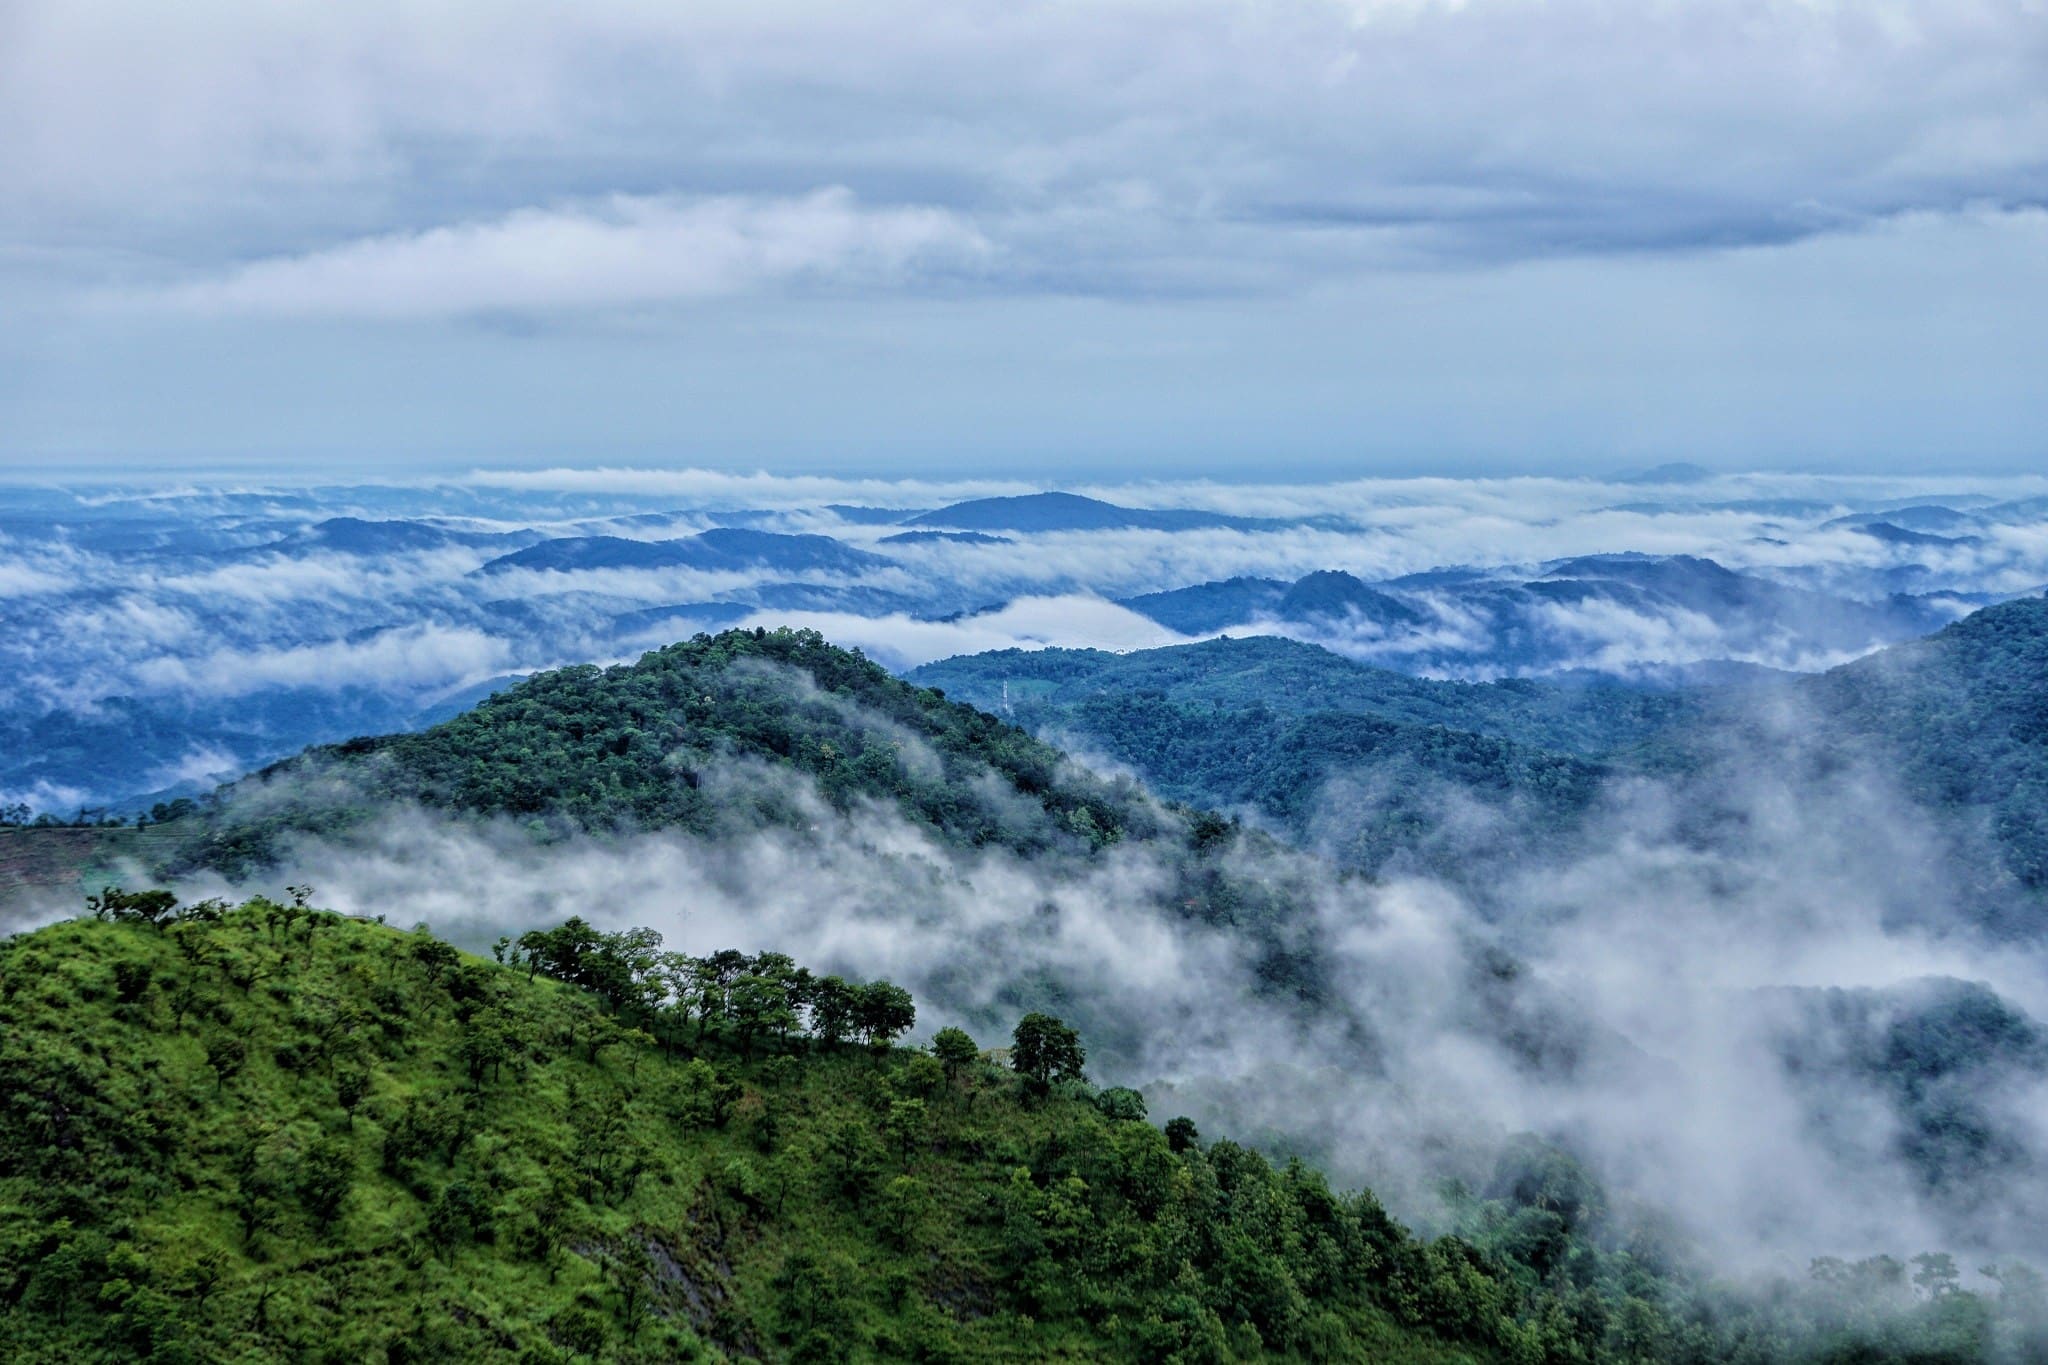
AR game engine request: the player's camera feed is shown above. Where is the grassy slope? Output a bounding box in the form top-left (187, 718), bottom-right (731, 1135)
top-left (0, 910), bottom-right (1515, 1365)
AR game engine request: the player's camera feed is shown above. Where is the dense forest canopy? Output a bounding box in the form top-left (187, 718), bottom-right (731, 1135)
top-left (910, 597), bottom-right (2048, 918)
top-left (164, 628), bottom-right (1179, 881)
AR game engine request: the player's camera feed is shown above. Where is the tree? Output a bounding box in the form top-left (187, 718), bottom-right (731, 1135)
top-left (1096, 1086), bottom-right (1147, 1122)
top-left (884, 1098), bottom-right (928, 1161)
top-left (1165, 1116), bottom-right (1201, 1153)
top-left (335, 1064), bottom-right (372, 1129)
top-left (932, 1026), bottom-right (978, 1082)
top-left (410, 931), bottom-right (460, 985)
top-left (894, 1053), bottom-right (945, 1099)
top-left (730, 974), bottom-right (796, 1060)
top-left (296, 1134), bottom-right (355, 1229)
top-left (459, 1019), bottom-right (511, 1088)
top-left (1011, 1012), bottom-right (1085, 1094)
top-left (881, 1175), bottom-right (931, 1249)
top-left (807, 975), bottom-right (855, 1047)
top-left (691, 949), bottom-right (748, 1038)
top-left (1913, 1251), bottom-right (1962, 1300)
top-left (87, 886), bottom-right (178, 928)
top-left (853, 980), bottom-right (916, 1049)
top-left (205, 1033), bottom-right (247, 1092)
top-left (605, 1240), bottom-right (656, 1340)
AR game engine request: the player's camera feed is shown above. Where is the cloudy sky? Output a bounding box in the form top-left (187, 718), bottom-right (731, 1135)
top-left (3, 0), bottom-right (2045, 477)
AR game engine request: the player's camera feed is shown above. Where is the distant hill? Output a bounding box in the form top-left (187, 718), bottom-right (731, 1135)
top-left (481, 530), bottom-right (888, 577)
top-left (918, 595), bottom-right (2048, 926)
top-left (163, 627), bottom-right (1182, 882)
top-left (1847, 522), bottom-right (1983, 548)
top-left (1118, 577), bottom-right (1290, 634)
top-left (0, 685), bottom-right (480, 833)
top-left (910, 639), bottom-right (1665, 880)
top-left (877, 529), bottom-right (1013, 546)
top-left (908, 635), bottom-right (1688, 757)
top-left (293, 517), bottom-right (544, 556)
top-left (904, 492), bottom-right (1287, 534)
top-left (1792, 593), bottom-right (2048, 895)
top-left (1116, 555), bottom-right (1958, 677)
top-left (1276, 571), bottom-right (1428, 631)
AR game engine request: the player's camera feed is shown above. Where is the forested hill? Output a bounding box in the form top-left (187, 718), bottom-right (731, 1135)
top-left (906, 641), bottom-right (1650, 878)
top-left (904, 596), bottom-right (2048, 903)
top-left (905, 637), bottom-right (1690, 758)
top-left (166, 628), bottom-right (1180, 880)
top-left (3, 899), bottom-right (2029, 1363)
top-left (1793, 594), bottom-right (2048, 892)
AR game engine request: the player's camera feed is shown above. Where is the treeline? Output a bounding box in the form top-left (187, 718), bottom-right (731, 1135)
top-left (505, 917), bottom-right (919, 1058)
top-left (0, 796), bottom-right (201, 829)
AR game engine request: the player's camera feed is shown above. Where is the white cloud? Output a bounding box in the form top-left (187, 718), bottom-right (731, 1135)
top-left (730, 594), bottom-right (1198, 669)
top-left (11, 1), bottom-right (2047, 282)
top-left (132, 623), bottom-right (512, 697)
top-left (146, 189), bottom-right (989, 318)
top-left (0, 558), bottom-right (68, 597)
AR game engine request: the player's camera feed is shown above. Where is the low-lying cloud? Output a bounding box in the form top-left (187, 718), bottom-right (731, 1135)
top-left (132, 622), bottom-right (513, 699)
top-left (5, 469), bottom-right (2048, 811)
top-left (152, 712), bottom-right (2048, 1271)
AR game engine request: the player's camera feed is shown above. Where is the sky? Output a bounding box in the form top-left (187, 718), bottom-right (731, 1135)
top-left (3, 0), bottom-right (2046, 478)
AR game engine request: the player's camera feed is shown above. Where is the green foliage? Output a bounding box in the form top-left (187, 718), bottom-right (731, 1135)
top-left (170, 627), bottom-right (1177, 879)
top-left (909, 647), bottom-right (1623, 876)
top-left (13, 850), bottom-right (2039, 1365)
top-left (17, 904), bottom-right (2016, 1364)
top-left (1011, 1011), bottom-right (1086, 1095)
top-left (1794, 595), bottom-right (2048, 898)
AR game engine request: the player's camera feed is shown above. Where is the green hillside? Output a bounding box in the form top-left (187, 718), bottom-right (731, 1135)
top-left (906, 639), bottom-right (1689, 758)
top-left (1797, 595), bottom-right (2048, 891)
top-left (7, 896), bottom-right (2028, 1364)
top-left (0, 897), bottom-right (1713, 1365)
top-left (906, 600), bottom-right (2048, 901)
top-left (166, 628), bottom-right (1175, 882)
top-left (906, 642), bottom-right (1634, 875)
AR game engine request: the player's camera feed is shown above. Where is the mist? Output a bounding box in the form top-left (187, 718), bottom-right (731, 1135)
top-left (147, 687), bottom-right (2048, 1279)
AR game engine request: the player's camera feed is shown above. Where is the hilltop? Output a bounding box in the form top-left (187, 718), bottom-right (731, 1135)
top-left (163, 628), bottom-right (1178, 882)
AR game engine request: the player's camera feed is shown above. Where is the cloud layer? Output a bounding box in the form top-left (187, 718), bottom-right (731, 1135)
top-left (13, 0), bottom-right (2048, 287)
top-left (156, 190), bottom-right (988, 318)
top-left (4, 469), bottom-right (2046, 810)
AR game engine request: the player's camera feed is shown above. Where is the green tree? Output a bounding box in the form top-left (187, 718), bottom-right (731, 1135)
top-left (807, 975), bottom-right (855, 1047)
top-left (884, 1097), bottom-right (928, 1161)
top-left (335, 1063), bottom-right (372, 1128)
top-left (204, 1032), bottom-right (247, 1092)
top-left (1011, 1012), bottom-right (1085, 1094)
top-left (296, 1134), bottom-right (355, 1229)
top-left (931, 1025), bottom-right (978, 1082)
top-left (853, 980), bottom-right (915, 1049)
top-left (1096, 1086), bottom-right (1147, 1121)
